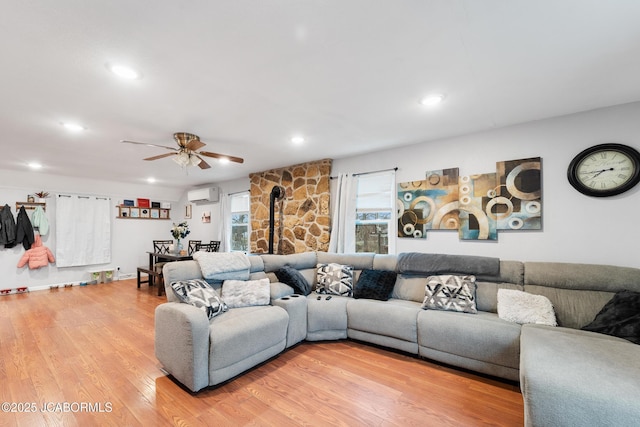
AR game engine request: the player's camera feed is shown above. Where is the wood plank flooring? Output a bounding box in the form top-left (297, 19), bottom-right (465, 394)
top-left (0, 279), bottom-right (524, 426)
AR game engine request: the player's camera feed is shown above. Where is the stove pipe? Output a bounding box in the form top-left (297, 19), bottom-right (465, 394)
top-left (268, 186), bottom-right (284, 254)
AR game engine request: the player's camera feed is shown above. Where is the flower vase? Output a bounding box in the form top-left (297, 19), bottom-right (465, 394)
top-left (175, 239), bottom-right (183, 254)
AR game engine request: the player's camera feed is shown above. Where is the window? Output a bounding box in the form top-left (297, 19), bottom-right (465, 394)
top-left (355, 171), bottom-right (396, 254)
top-left (230, 192), bottom-right (250, 252)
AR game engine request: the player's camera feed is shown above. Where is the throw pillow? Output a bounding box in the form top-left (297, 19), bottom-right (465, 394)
top-left (316, 263), bottom-right (354, 297)
top-left (422, 275), bottom-right (477, 314)
top-left (275, 266), bottom-right (312, 295)
top-left (171, 279), bottom-right (228, 320)
top-left (353, 269), bottom-right (398, 301)
top-left (497, 289), bottom-right (557, 326)
top-left (221, 278), bottom-right (270, 308)
top-left (581, 290), bottom-right (640, 344)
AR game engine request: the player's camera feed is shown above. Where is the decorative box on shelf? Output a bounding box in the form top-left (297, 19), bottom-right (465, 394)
top-left (117, 205), bottom-right (170, 220)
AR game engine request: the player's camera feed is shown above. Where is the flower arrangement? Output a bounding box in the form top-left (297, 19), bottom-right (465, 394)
top-left (34, 191), bottom-right (50, 198)
top-left (171, 221), bottom-right (191, 240)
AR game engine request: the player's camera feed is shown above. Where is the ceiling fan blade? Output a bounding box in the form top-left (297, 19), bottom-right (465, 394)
top-left (144, 152), bottom-right (176, 161)
top-left (186, 139), bottom-right (206, 151)
top-left (198, 151), bottom-right (244, 164)
top-left (197, 156), bottom-right (211, 169)
top-left (121, 140), bottom-right (178, 151)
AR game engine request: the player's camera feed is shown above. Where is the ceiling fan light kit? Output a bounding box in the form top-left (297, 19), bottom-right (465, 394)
top-left (121, 132), bottom-right (244, 170)
top-left (173, 151), bottom-right (202, 167)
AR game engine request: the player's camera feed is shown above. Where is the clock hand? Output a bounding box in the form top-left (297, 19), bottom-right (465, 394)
top-left (583, 168), bottom-right (615, 177)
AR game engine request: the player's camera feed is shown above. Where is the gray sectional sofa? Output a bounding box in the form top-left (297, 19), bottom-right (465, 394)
top-left (154, 251), bottom-right (640, 427)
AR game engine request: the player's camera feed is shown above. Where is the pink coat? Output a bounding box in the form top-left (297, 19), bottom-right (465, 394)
top-left (17, 234), bottom-right (55, 269)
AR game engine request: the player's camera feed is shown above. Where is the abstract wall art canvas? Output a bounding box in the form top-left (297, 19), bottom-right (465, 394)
top-left (397, 158), bottom-right (541, 241)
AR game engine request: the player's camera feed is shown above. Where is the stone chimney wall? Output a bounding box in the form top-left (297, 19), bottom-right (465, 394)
top-left (249, 159), bottom-right (332, 254)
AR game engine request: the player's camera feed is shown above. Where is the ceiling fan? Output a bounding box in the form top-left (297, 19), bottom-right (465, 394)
top-left (121, 132), bottom-right (244, 169)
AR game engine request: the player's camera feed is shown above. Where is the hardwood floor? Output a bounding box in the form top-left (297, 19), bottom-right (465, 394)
top-left (0, 279), bottom-right (524, 426)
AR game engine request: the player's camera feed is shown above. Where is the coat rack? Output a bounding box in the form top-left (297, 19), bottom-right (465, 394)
top-left (15, 201), bottom-right (46, 211)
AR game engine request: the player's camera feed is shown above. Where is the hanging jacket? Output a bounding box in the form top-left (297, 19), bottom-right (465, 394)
top-left (17, 233), bottom-right (55, 269)
top-left (0, 204), bottom-right (17, 247)
top-left (31, 206), bottom-right (49, 236)
top-left (15, 206), bottom-right (35, 250)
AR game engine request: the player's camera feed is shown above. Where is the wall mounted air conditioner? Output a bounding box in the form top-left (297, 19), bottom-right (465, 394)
top-left (187, 187), bottom-right (219, 203)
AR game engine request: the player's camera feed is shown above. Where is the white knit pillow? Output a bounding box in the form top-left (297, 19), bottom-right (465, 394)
top-left (497, 289), bottom-right (557, 326)
top-left (221, 278), bottom-right (270, 308)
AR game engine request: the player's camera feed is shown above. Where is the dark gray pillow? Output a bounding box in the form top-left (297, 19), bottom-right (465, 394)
top-left (353, 269), bottom-right (397, 301)
top-left (582, 290), bottom-right (640, 344)
top-left (275, 266), bottom-right (312, 295)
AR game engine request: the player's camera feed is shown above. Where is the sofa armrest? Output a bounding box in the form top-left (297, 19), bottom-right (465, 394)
top-left (155, 302), bottom-right (210, 392)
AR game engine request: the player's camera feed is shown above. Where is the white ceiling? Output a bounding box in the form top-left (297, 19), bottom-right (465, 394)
top-left (3, 1), bottom-right (640, 190)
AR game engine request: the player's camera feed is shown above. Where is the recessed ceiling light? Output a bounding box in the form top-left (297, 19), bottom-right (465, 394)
top-left (106, 63), bottom-right (141, 80)
top-left (291, 136), bottom-right (305, 144)
top-left (419, 94), bottom-right (445, 107)
top-left (62, 122), bottom-right (86, 132)
top-left (219, 157), bottom-right (230, 164)
top-left (146, 177), bottom-right (156, 184)
top-left (28, 162), bottom-right (43, 169)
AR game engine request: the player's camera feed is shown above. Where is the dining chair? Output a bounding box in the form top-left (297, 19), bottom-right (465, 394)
top-left (152, 239), bottom-right (174, 283)
top-left (188, 240), bottom-right (202, 256)
top-left (153, 240), bottom-right (173, 254)
top-left (195, 241), bottom-right (220, 252)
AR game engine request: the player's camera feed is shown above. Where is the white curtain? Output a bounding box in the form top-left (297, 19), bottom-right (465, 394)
top-left (328, 173), bottom-right (358, 253)
top-left (56, 194), bottom-right (111, 267)
top-left (218, 192), bottom-right (231, 252)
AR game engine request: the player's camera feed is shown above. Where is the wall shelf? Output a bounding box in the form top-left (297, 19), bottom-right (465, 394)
top-left (116, 205), bottom-right (170, 220)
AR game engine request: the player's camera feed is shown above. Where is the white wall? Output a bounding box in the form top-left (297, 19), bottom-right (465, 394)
top-left (0, 171), bottom-right (184, 290)
top-left (4, 101), bottom-right (638, 292)
top-left (182, 180), bottom-right (250, 247)
top-left (333, 101), bottom-right (640, 268)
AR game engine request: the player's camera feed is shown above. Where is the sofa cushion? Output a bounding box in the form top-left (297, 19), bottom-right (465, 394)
top-left (261, 252), bottom-right (317, 273)
top-left (520, 325), bottom-right (640, 427)
top-left (221, 278), bottom-right (270, 308)
top-left (422, 275), bottom-right (477, 314)
top-left (306, 294), bottom-right (349, 340)
top-left (582, 290), bottom-right (640, 344)
top-left (353, 269), bottom-right (397, 301)
top-left (391, 274), bottom-right (428, 302)
top-left (524, 285), bottom-right (614, 329)
top-left (498, 289), bottom-right (557, 326)
top-left (170, 279), bottom-right (228, 320)
top-left (208, 305), bottom-right (288, 384)
top-left (476, 281), bottom-right (524, 313)
top-left (347, 298), bottom-right (420, 343)
top-left (398, 252), bottom-right (500, 276)
top-left (275, 266), bottom-right (312, 295)
top-left (316, 263), bottom-right (354, 297)
top-left (418, 310), bottom-right (521, 370)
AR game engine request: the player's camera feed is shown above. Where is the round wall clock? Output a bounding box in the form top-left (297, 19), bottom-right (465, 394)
top-left (567, 143), bottom-right (640, 197)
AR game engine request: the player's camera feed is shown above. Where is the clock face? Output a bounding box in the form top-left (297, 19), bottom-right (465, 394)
top-left (568, 144), bottom-right (640, 197)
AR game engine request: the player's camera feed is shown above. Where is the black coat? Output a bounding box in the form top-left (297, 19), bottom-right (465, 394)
top-left (15, 206), bottom-right (34, 250)
top-left (0, 204), bottom-right (17, 247)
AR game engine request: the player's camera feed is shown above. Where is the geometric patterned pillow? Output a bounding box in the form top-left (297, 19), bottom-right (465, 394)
top-left (316, 263), bottom-right (354, 297)
top-left (421, 275), bottom-right (477, 314)
top-left (171, 279), bottom-right (228, 320)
